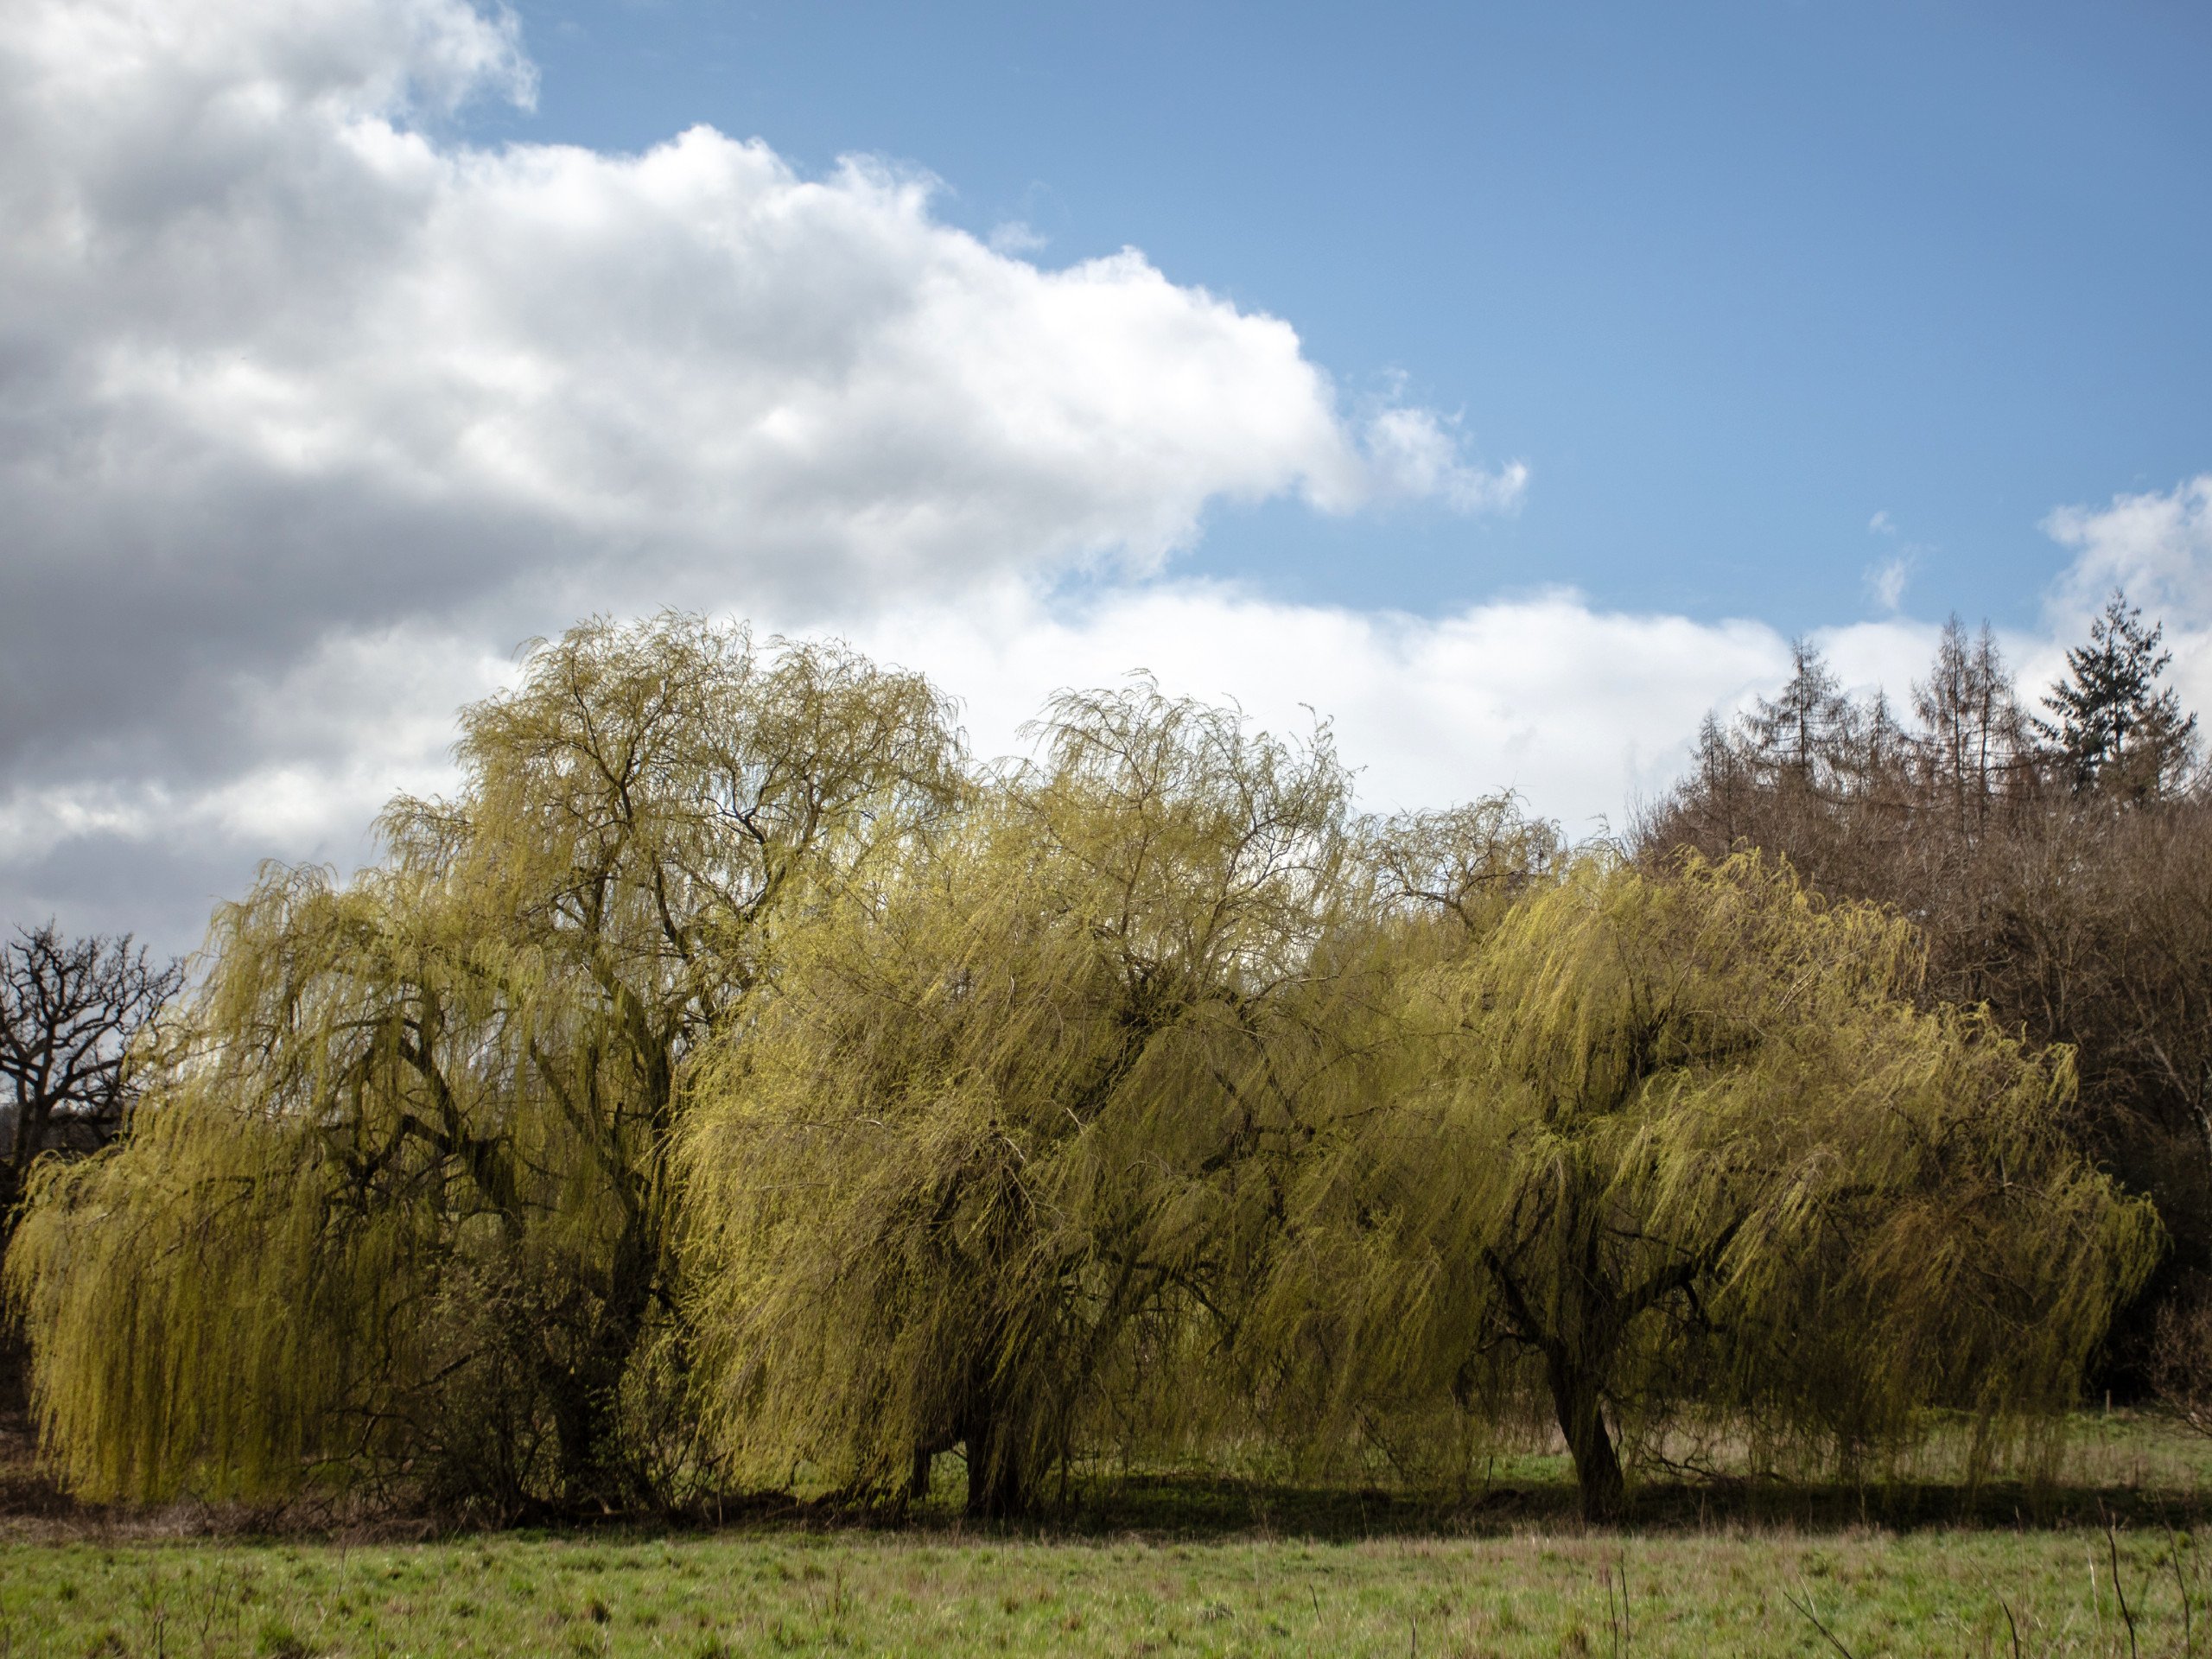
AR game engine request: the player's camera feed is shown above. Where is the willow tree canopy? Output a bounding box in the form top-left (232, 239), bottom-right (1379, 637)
top-left (1266, 853), bottom-right (2162, 1518)
top-left (677, 680), bottom-right (1367, 1516)
top-left (6, 615), bottom-right (960, 1511)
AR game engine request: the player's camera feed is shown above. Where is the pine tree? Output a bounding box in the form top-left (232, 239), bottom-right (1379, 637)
top-left (2037, 592), bottom-right (2198, 800)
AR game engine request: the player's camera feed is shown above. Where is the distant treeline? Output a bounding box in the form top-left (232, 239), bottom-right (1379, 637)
top-left (2, 607), bottom-right (2193, 1522)
top-left (1640, 597), bottom-right (2212, 1360)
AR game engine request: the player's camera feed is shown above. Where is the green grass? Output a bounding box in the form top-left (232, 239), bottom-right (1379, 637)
top-left (7, 1414), bottom-right (2212, 1657)
top-left (13, 1528), bottom-right (2212, 1658)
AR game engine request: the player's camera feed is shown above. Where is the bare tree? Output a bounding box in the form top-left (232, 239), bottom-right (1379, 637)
top-left (0, 924), bottom-right (181, 1214)
top-left (1912, 615), bottom-right (2031, 837)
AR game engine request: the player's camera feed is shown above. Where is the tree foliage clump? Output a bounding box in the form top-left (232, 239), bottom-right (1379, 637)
top-left (4, 615), bottom-right (960, 1512)
top-left (2036, 593), bottom-right (2198, 799)
top-left (678, 680), bottom-right (1363, 1516)
top-left (1264, 855), bottom-right (2159, 1518)
top-left (1640, 599), bottom-right (2212, 1349)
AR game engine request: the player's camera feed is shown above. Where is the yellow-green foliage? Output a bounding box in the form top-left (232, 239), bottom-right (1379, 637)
top-left (678, 681), bottom-right (1366, 1514)
top-left (2, 621), bottom-right (2164, 1522)
top-left (5, 615), bottom-right (960, 1509)
top-left (1268, 853), bottom-right (2163, 1515)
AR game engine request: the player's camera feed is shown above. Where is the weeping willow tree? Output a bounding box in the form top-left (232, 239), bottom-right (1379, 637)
top-left (1265, 853), bottom-right (2162, 1520)
top-left (5, 615), bottom-right (960, 1512)
top-left (6, 620), bottom-right (2164, 1522)
top-left (678, 680), bottom-right (1368, 1516)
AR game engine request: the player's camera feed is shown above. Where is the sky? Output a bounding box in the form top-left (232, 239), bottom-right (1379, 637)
top-left (3, 0), bottom-right (2209, 954)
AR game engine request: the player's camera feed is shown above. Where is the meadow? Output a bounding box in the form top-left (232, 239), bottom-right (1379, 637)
top-left (6, 1415), bottom-right (2212, 1658)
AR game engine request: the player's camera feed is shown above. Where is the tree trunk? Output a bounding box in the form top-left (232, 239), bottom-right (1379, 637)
top-left (546, 1212), bottom-right (659, 1511)
top-left (959, 1395), bottom-right (1027, 1519)
top-left (907, 1445), bottom-right (936, 1503)
top-left (1545, 1349), bottom-right (1625, 1522)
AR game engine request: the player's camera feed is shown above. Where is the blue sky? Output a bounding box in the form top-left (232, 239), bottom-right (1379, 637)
top-left (3, 0), bottom-right (2209, 947)
top-left (493, 0), bottom-right (2212, 626)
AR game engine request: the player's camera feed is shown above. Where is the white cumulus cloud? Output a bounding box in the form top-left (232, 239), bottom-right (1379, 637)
top-left (0, 0), bottom-right (1519, 790)
top-left (2044, 476), bottom-right (2212, 627)
top-left (863, 582), bottom-right (1788, 827)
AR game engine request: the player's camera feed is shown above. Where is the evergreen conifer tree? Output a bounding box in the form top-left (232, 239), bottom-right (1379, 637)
top-left (2037, 592), bottom-right (2197, 799)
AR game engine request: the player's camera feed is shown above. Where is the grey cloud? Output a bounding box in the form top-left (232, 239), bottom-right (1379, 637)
top-left (0, 0), bottom-right (1517, 946)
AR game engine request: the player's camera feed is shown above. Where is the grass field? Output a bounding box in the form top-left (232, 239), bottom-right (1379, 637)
top-left (6, 1416), bottom-right (2212, 1657)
